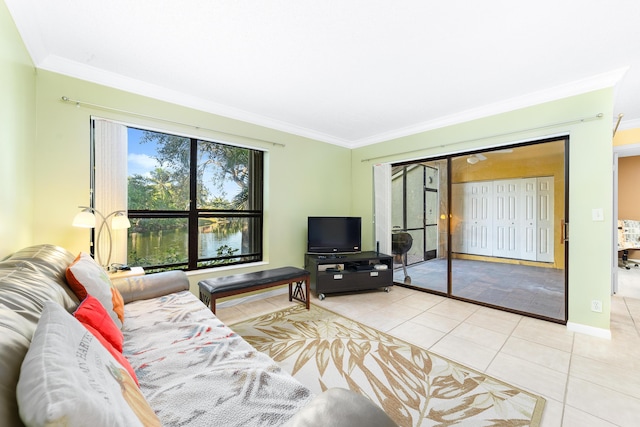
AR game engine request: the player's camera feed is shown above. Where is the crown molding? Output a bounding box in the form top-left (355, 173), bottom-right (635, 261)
top-left (351, 67), bottom-right (630, 148)
top-left (38, 54), bottom-right (355, 147)
top-left (36, 54), bottom-right (631, 149)
top-left (619, 117), bottom-right (640, 131)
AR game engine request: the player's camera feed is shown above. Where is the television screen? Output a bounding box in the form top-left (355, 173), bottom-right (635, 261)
top-left (307, 217), bottom-right (361, 253)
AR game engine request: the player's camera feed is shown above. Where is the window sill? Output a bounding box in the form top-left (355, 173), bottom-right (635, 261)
top-left (185, 261), bottom-right (269, 278)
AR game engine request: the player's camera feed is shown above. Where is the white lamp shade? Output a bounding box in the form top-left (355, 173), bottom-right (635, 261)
top-left (72, 210), bottom-right (96, 228)
top-left (111, 214), bottom-right (131, 230)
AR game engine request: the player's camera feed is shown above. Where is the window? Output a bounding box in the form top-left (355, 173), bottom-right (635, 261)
top-left (93, 119), bottom-right (264, 272)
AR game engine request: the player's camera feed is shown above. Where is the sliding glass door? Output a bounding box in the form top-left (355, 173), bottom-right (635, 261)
top-left (392, 160), bottom-right (449, 293)
top-left (390, 138), bottom-right (568, 322)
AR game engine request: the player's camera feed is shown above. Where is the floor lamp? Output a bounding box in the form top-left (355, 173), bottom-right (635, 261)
top-left (72, 206), bottom-right (131, 269)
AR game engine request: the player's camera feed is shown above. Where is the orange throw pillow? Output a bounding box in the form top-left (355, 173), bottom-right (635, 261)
top-left (74, 294), bottom-right (124, 352)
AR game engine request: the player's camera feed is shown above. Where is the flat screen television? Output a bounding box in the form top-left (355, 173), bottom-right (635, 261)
top-left (307, 216), bottom-right (362, 254)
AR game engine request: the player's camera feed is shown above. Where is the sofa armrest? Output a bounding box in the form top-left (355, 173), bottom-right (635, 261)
top-left (283, 388), bottom-right (397, 427)
top-left (111, 270), bottom-right (189, 303)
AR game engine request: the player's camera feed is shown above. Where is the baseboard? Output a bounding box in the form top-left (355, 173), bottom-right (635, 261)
top-left (566, 322), bottom-right (611, 339)
top-left (216, 287), bottom-right (288, 308)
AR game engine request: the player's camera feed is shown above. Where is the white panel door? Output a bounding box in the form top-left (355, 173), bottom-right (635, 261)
top-left (520, 178), bottom-right (538, 261)
top-left (453, 177), bottom-right (554, 262)
top-left (536, 177), bottom-right (555, 262)
top-left (451, 182), bottom-right (492, 255)
top-left (468, 182), bottom-right (493, 256)
top-left (493, 180), bottom-right (521, 258)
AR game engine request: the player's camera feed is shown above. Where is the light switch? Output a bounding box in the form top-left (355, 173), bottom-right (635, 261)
top-left (592, 208), bottom-right (604, 221)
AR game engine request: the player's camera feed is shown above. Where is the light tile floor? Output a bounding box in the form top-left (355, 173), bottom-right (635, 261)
top-left (216, 286), bottom-right (640, 427)
top-left (617, 265), bottom-right (640, 299)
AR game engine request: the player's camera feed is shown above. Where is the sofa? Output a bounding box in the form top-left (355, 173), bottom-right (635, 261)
top-left (0, 244), bottom-right (396, 426)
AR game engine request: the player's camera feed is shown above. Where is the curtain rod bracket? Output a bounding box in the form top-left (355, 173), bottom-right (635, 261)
top-left (613, 113), bottom-right (624, 136)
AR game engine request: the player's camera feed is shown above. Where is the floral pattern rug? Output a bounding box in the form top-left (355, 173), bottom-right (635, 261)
top-left (231, 304), bottom-right (545, 427)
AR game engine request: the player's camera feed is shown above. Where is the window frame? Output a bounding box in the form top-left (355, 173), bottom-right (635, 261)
top-left (91, 118), bottom-right (264, 272)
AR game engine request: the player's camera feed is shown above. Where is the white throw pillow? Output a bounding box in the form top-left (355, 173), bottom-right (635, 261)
top-left (65, 252), bottom-right (124, 328)
top-left (17, 301), bottom-right (160, 427)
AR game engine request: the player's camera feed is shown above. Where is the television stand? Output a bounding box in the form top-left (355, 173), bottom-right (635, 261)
top-left (304, 251), bottom-right (393, 300)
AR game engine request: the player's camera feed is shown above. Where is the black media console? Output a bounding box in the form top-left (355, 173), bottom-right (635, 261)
top-left (304, 251), bottom-right (393, 300)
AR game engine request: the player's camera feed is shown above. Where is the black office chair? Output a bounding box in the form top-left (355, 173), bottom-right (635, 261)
top-left (392, 232), bottom-right (413, 283)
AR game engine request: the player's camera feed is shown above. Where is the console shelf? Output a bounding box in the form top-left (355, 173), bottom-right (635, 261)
top-left (304, 251), bottom-right (393, 300)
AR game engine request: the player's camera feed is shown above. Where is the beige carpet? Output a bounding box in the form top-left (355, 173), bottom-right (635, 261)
top-left (231, 304), bottom-right (545, 427)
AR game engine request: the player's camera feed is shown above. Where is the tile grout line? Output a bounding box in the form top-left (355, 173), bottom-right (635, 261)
top-left (557, 328), bottom-right (577, 426)
top-left (481, 314), bottom-right (525, 374)
top-left (622, 296), bottom-right (640, 338)
top-left (388, 296), bottom-right (464, 351)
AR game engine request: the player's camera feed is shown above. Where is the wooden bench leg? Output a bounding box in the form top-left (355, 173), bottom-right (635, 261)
top-left (199, 289), bottom-right (215, 314)
top-left (289, 275), bottom-right (310, 310)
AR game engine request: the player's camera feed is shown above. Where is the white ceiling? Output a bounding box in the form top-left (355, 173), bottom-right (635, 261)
top-left (5, 0), bottom-right (640, 147)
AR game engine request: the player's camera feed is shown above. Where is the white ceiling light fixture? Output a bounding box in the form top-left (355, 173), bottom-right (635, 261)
top-left (467, 153), bottom-right (487, 164)
top-left (466, 149), bottom-right (514, 164)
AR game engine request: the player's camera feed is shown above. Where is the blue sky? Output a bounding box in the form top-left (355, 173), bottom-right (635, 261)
top-left (127, 128), bottom-right (160, 177)
top-left (126, 127), bottom-right (237, 199)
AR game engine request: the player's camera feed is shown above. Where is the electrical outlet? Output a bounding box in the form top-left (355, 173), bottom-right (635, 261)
top-left (591, 300), bottom-right (603, 313)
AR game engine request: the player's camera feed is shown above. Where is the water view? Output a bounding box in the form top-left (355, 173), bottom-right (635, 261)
top-left (128, 228), bottom-right (243, 266)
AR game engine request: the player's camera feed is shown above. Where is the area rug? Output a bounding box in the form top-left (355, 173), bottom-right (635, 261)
top-left (231, 304), bottom-right (545, 427)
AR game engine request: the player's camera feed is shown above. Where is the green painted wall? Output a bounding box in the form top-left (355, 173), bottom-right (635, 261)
top-left (351, 90), bottom-right (615, 331)
top-left (30, 70), bottom-right (351, 293)
top-left (0, 1), bottom-right (36, 255)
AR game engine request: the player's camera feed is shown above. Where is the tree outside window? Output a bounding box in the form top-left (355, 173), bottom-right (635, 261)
top-left (124, 127), bottom-right (263, 272)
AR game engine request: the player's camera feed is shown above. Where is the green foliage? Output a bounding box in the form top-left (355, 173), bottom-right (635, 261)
top-left (130, 131), bottom-right (252, 214)
top-left (127, 129), bottom-right (258, 268)
top-left (197, 140), bottom-right (251, 210)
top-left (216, 244), bottom-right (239, 257)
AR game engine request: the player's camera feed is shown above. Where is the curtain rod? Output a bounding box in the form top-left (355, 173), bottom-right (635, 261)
top-left (361, 113), bottom-right (604, 163)
top-left (613, 113), bottom-right (624, 136)
top-left (60, 96), bottom-right (286, 148)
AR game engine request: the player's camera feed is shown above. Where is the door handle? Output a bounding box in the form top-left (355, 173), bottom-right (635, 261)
top-left (561, 220), bottom-right (568, 244)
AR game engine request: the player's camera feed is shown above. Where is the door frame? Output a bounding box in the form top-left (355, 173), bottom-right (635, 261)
top-left (611, 143), bottom-right (640, 294)
top-left (390, 136), bottom-right (569, 323)
top-left (392, 164), bottom-right (430, 266)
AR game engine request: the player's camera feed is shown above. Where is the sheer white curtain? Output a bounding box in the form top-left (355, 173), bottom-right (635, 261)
top-left (93, 118), bottom-right (128, 266)
top-left (373, 163), bottom-right (392, 255)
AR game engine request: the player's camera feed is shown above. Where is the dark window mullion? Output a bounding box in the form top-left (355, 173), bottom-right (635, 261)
top-left (113, 122), bottom-right (265, 271)
top-left (253, 151), bottom-right (264, 254)
top-left (188, 138), bottom-right (199, 270)
top-left (127, 210), bottom-right (189, 218)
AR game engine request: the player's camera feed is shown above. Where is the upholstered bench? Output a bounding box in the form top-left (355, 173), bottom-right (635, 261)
top-left (198, 267), bottom-right (310, 314)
